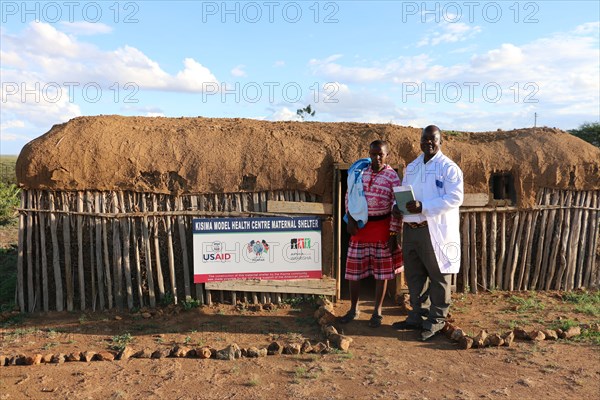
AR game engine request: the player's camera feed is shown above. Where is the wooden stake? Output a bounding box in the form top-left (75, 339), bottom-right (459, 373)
top-left (517, 212), bottom-right (534, 290)
top-left (152, 194), bottom-right (165, 300)
top-left (191, 196), bottom-right (204, 305)
top-left (504, 212), bottom-right (521, 291)
top-left (565, 192), bottom-right (584, 290)
top-left (100, 193), bottom-right (113, 309)
top-left (141, 194), bottom-right (156, 308)
top-left (94, 193), bottom-right (106, 310)
top-left (540, 190), bottom-right (560, 289)
top-left (489, 212), bottom-right (497, 289)
top-left (119, 192), bottom-right (134, 309)
top-left (62, 193), bottom-right (73, 311)
top-left (480, 212), bottom-right (487, 291)
top-left (531, 189), bottom-right (551, 289)
top-left (38, 192), bottom-right (49, 312)
top-left (576, 191), bottom-right (593, 288)
top-left (520, 210), bottom-right (538, 291)
top-left (165, 198), bottom-right (177, 305)
top-left (26, 191), bottom-right (34, 312)
top-left (554, 192), bottom-right (573, 290)
top-left (461, 214), bottom-right (470, 292)
top-left (76, 192), bottom-right (85, 310)
top-left (469, 213), bottom-right (477, 293)
top-left (33, 192), bottom-right (41, 311)
top-left (496, 213), bottom-right (506, 290)
top-left (16, 190), bottom-right (25, 312)
top-left (130, 193), bottom-right (144, 307)
top-left (86, 192), bottom-right (96, 311)
top-left (583, 192), bottom-right (599, 288)
top-left (176, 197), bottom-right (191, 301)
top-left (48, 192), bottom-right (63, 311)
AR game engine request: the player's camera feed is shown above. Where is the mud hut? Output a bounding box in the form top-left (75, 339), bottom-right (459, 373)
top-left (14, 116), bottom-right (600, 312)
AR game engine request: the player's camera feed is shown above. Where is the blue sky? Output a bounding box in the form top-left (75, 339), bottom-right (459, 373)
top-left (1, 0), bottom-right (599, 154)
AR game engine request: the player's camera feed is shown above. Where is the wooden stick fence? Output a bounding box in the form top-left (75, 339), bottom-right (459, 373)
top-left (459, 188), bottom-right (600, 292)
top-left (15, 189), bottom-right (326, 312)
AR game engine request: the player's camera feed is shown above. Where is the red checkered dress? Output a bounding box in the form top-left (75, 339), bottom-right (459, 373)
top-left (345, 165), bottom-right (403, 281)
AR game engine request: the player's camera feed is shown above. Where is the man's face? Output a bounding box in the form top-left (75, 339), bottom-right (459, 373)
top-left (420, 130), bottom-right (441, 158)
top-left (369, 145), bottom-right (388, 171)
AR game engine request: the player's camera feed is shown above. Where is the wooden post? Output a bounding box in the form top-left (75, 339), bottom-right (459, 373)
top-left (583, 192), bottom-right (599, 288)
top-left (76, 192), bottom-right (85, 310)
top-left (94, 193), bottom-right (106, 310)
top-left (480, 212), bottom-right (487, 291)
top-left (119, 192), bottom-right (134, 310)
top-left (554, 192), bottom-right (573, 290)
top-left (141, 194), bottom-right (156, 308)
top-left (496, 213), bottom-right (506, 290)
top-left (191, 196), bottom-right (204, 305)
top-left (505, 212), bottom-right (523, 291)
top-left (130, 193), bottom-right (144, 307)
top-left (62, 193), bottom-right (74, 311)
top-left (152, 194), bottom-right (165, 301)
top-left (176, 197), bottom-right (191, 301)
top-left (546, 192), bottom-right (569, 290)
top-left (540, 190), bottom-right (560, 289)
top-left (16, 190), bottom-right (25, 312)
top-left (531, 190), bottom-right (551, 289)
top-left (48, 192), bottom-right (63, 311)
top-left (469, 213), bottom-right (477, 293)
top-left (165, 198), bottom-right (177, 305)
top-left (461, 213), bottom-right (470, 292)
top-left (111, 192), bottom-right (124, 309)
top-left (577, 191), bottom-right (593, 288)
top-left (520, 210), bottom-right (538, 291)
top-left (86, 192), bottom-right (96, 311)
top-left (489, 212), bottom-right (497, 289)
top-left (33, 192), bottom-right (41, 311)
top-left (565, 192), bottom-right (584, 290)
top-left (336, 169), bottom-right (342, 299)
top-left (26, 191), bottom-right (34, 311)
top-left (38, 192), bottom-right (49, 311)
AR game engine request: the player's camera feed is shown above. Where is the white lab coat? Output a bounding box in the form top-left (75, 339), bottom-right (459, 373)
top-left (402, 151), bottom-right (464, 273)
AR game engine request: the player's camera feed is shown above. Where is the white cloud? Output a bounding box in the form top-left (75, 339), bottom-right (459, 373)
top-left (59, 21), bottom-right (113, 35)
top-left (0, 120), bottom-right (25, 130)
top-left (267, 107), bottom-right (300, 121)
top-left (273, 60), bottom-right (285, 67)
top-left (417, 22), bottom-right (482, 47)
top-left (145, 112), bottom-right (165, 117)
top-left (231, 64), bottom-right (247, 77)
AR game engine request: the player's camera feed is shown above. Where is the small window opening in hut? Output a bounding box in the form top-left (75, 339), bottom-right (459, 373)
top-left (490, 173), bottom-right (516, 204)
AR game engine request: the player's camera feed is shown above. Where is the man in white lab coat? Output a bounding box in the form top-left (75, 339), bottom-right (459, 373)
top-left (392, 125), bottom-right (464, 341)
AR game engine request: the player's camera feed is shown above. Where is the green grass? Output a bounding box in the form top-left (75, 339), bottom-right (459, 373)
top-left (110, 332), bottom-right (134, 351)
top-left (0, 247), bottom-right (17, 308)
top-left (562, 291), bottom-right (600, 316)
top-left (0, 155), bottom-right (17, 185)
top-left (508, 295), bottom-right (545, 313)
top-left (0, 183), bottom-right (20, 225)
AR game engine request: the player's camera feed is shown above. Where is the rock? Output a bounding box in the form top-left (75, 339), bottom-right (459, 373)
top-left (318, 311), bottom-right (336, 326)
top-left (194, 347), bottom-right (212, 359)
top-left (118, 346), bottom-right (135, 360)
top-left (458, 336), bottom-right (474, 350)
top-left (267, 341), bottom-right (283, 355)
top-left (96, 351), bottom-right (115, 361)
top-left (248, 304), bottom-right (262, 312)
top-left (501, 331), bottom-right (515, 347)
top-left (170, 346), bottom-right (192, 358)
top-left (65, 353), bottom-right (80, 362)
top-left (562, 326), bottom-right (581, 339)
top-left (262, 303), bottom-right (275, 311)
top-left (133, 348), bottom-right (152, 359)
top-left (283, 343), bottom-right (302, 355)
top-left (314, 307), bottom-right (326, 320)
top-left (529, 330), bottom-right (546, 341)
top-left (543, 329), bottom-right (558, 341)
top-left (24, 354), bottom-right (42, 365)
top-left (322, 325), bottom-right (338, 338)
top-left (329, 334), bottom-right (352, 351)
top-left (216, 344), bottom-right (240, 361)
top-left (240, 348), bottom-right (247, 358)
top-left (141, 312), bottom-right (152, 319)
top-left (450, 328), bottom-right (465, 341)
top-left (257, 348), bottom-right (268, 357)
top-left (474, 330), bottom-right (488, 348)
top-left (151, 349), bottom-right (169, 359)
top-left (513, 328), bottom-right (529, 340)
top-left (246, 347), bottom-right (260, 358)
top-left (487, 333), bottom-right (504, 347)
top-left (0, 355), bottom-right (8, 366)
top-left (311, 342), bottom-right (329, 354)
top-left (42, 354), bottom-right (54, 363)
top-left (51, 354), bottom-right (65, 364)
top-left (114, 316), bottom-right (122, 321)
top-left (301, 340), bottom-right (313, 354)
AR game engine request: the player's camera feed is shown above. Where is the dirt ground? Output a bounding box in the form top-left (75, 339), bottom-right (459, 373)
top-left (1, 289), bottom-right (599, 400)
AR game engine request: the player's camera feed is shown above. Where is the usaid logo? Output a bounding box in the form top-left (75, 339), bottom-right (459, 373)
top-left (203, 241), bottom-right (234, 262)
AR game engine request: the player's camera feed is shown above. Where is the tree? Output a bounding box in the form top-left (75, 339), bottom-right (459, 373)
top-left (568, 122), bottom-right (599, 147)
top-left (296, 104), bottom-right (316, 121)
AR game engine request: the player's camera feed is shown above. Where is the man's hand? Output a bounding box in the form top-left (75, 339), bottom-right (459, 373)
top-left (406, 200), bottom-right (422, 214)
top-left (346, 214), bottom-right (359, 236)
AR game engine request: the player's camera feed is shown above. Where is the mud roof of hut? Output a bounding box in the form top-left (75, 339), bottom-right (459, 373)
top-left (16, 115), bottom-right (600, 208)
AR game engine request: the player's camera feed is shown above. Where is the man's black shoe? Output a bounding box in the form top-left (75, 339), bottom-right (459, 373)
top-left (391, 320), bottom-right (422, 330)
top-left (420, 329), bottom-right (438, 341)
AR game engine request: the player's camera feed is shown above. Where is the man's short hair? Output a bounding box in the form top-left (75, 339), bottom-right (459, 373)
top-left (370, 139), bottom-right (389, 150)
top-left (422, 125), bottom-right (442, 144)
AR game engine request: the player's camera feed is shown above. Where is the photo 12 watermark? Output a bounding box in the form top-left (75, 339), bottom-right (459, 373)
top-left (200, 1), bottom-right (340, 23)
top-left (400, 81), bottom-right (539, 104)
top-left (401, 1), bottom-right (540, 23)
top-left (1, 1), bottom-right (140, 23)
top-left (1, 81), bottom-right (140, 104)
top-left (200, 81), bottom-right (340, 104)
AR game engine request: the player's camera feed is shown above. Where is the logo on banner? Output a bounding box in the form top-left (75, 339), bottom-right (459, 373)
top-left (202, 241), bottom-right (234, 262)
top-left (246, 239), bottom-right (269, 260)
top-left (290, 238), bottom-right (311, 249)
